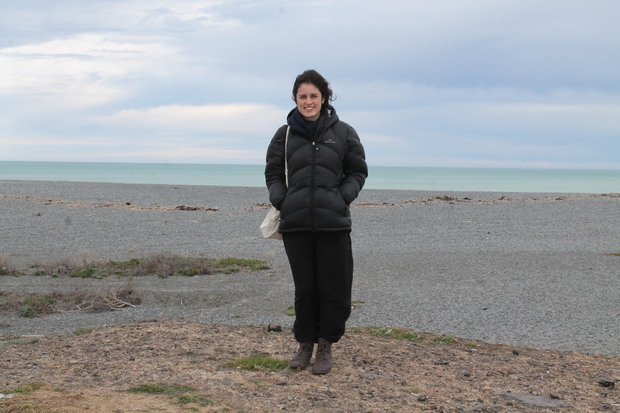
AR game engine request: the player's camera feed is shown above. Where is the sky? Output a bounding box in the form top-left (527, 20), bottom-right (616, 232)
top-left (1, 0), bottom-right (619, 169)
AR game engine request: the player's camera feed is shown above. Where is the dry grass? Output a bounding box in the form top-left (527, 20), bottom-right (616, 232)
top-left (2, 253), bottom-right (270, 278)
top-left (0, 254), bottom-right (269, 318)
top-left (1, 283), bottom-right (141, 318)
top-left (1, 321), bottom-right (618, 412)
top-left (0, 255), bottom-right (18, 276)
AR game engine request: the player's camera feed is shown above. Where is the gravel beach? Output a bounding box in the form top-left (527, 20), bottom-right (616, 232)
top-left (1, 180), bottom-right (619, 356)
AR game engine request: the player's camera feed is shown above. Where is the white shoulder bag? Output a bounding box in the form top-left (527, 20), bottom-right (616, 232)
top-left (260, 126), bottom-right (289, 240)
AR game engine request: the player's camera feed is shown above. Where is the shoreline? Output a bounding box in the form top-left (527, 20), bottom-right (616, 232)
top-left (3, 159), bottom-right (620, 193)
top-left (2, 178), bottom-right (618, 204)
top-left (1, 180), bottom-right (619, 356)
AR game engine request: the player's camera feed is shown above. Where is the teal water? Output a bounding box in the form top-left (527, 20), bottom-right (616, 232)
top-left (1, 161), bottom-right (619, 193)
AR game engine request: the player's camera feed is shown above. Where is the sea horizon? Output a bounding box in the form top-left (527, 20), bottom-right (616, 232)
top-left (1, 160), bottom-right (619, 194)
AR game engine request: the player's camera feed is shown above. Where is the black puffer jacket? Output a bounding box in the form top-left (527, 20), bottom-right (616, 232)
top-left (265, 108), bottom-right (367, 233)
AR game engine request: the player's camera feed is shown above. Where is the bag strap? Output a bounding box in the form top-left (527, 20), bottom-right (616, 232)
top-left (285, 126), bottom-right (289, 188)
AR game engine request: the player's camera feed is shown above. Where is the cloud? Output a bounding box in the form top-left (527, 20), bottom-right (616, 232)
top-left (0, 33), bottom-right (179, 110)
top-left (95, 103), bottom-right (281, 135)
top-left (1, 0), bottom-right (619, 169)
top-left (84, 104), bottom-right (283, 161)
top-left (2, 102), bottom-right (282, 164)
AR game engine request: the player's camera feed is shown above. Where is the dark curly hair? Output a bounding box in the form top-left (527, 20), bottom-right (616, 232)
top-left (292, 69), bottom-right (334, 111)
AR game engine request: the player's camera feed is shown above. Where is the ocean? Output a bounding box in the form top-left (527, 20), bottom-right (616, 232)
top-left (1, 161), bottom-right (619, 194)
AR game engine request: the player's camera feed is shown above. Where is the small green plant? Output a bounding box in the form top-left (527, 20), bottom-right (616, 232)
top-left (368, 327), bottom-right (420, 340)
top-left (128, 383), bottom-right (213, 409)
top-left (177, 267), bottom-right (197, 276)
top-left (216, 258), bottom-right (270, 273)
top-left (111, 258), bottom-right (141, 268)
top-left (177, 394), bottom-right (212, 406)
top-left (27, 295), bottom-right (56, 305)
top-left (2, 382), bottom-right (44, 394)
top-left (226, 355), bottom-right (288, 371)
top-left (285, 305), bottom-right (295, 316)
top-left (431, 335), bottom-right (458, 345)
top-left (73, 328), bottom-right (95, 336)
top-left (18, 295), bottom-right (57, 318)
top-left (70, 266), bottom-right (106, 279)
top-left (18, 303), bottom-right (39, 318)
top-left (128, 383), bottom-right (195, 395)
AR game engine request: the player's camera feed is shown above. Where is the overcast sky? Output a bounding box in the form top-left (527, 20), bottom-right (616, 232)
top-left (2, 0), bottom-right (619, 168)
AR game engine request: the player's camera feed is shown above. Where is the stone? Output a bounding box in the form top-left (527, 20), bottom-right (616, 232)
top-left (598, 379), bottom-right (615, 389)
top-left (502, 392), bottom-right (570, 408)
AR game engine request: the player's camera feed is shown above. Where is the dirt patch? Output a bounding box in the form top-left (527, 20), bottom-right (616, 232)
top-left (1, 321), bottom-right (618, 412)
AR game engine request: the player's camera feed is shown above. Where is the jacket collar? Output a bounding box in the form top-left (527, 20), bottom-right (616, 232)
top-left (287, 107), bottom-right (338, 139)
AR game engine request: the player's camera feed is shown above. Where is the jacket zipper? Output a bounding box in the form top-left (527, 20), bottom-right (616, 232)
top-left (310, 122), bottom-right (323, 231)
top-left (310, 140), bottom-right (317, 230)
top-left (310, 127), bottom-right (322, 231)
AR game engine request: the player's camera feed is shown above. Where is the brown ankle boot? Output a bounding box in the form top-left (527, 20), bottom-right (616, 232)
top-left (312, 338), bottom-right (333, 375)
top-left (288, 342), bottom-right (314, 370)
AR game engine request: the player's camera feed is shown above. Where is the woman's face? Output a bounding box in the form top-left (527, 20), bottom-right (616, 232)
top-left (295, 83), bottom-right (324, 121)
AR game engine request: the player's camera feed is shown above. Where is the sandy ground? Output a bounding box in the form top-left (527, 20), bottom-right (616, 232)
top-left (1, 321), bottom-right (619, 412)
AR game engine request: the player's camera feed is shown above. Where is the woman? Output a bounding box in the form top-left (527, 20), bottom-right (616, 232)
top-left (265, 69), bottom-right (367, 374)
